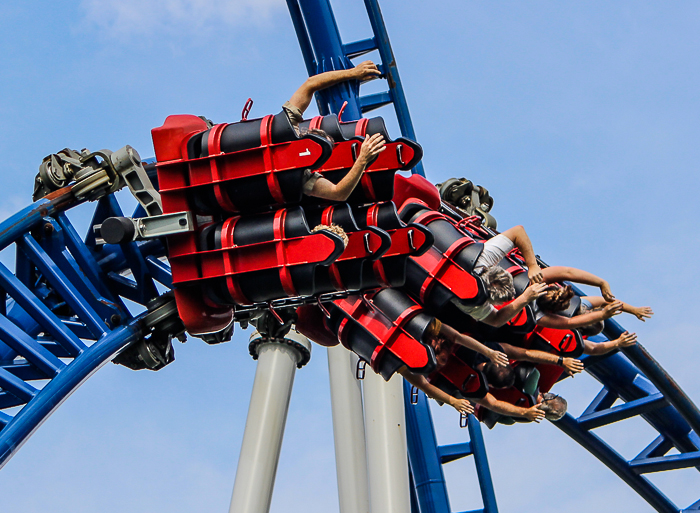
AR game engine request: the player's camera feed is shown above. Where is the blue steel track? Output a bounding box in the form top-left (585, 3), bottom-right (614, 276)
top-left (0, 1), bottom-right (698, 512)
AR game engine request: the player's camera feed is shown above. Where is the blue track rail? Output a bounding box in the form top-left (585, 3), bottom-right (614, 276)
top-left (554, 317), bottom-right (700, 513)
top-left (288, 1), bottom-right (700, 512)
top-left (405, 381), bottom-right (498, 513)
top-left (0, 189), bottom-right (169, 469)
top-left (286, 0), bottom-right (425, 176)
top-left (0, 3), bottom-right (698, 513)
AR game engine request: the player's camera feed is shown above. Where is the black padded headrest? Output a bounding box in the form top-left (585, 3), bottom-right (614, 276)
top-left (558, 295), bottom-right (582, 318)
top-left (298, 115), bottom-right (349, 142)
top-left (271, 111), bottom-right (299, 144)
top-left (397, 202), bottom-right (431, 224)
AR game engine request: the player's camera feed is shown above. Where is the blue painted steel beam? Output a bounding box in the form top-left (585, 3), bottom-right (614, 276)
top-left (40, 218), bottom-right (122, 323)
top-left (286, 0), bottom-right (425, 176)
top-left (1, 362), bottom-right (47, 382)
top-left (578, 393), bottom-right (668, 430)
top-left (0, 367), bottom-right (37, 403)
top-left (619, 331), bottom-right (700, 438)
top-left (0, 394), bottom-right (25, 410)
top-left (145, 255), bottom-right (173, 288)
top-left (343, 37), bottom-right (377, 58)
top-left (585, 351), bottom-right (699, 459)
top-left (0, 316), bottom-right (144, 469)
top-left (0, 315), bottom-right (63, 378)
top-left (404, 381), bottom-right (452, 513)
top-left (437, 441), bottom-right (473, 464)
top-left (630, 451), bottom-right (700, 474)
top-left (582, 386), bottom-right (618, 416)
top-left (56, 213), bottom-right (120, 304)
top-left (553, 413), bottom-right (678, 513)
top-left (362, 0), bottom-right (424, 176)
top-left (294, 0), bottom-right (362, 119)
top-left (359, 91), bottom-right (393, 113)
top-left (683, 498), bottom-right (700, 511)
top-left (18, 234), bottom-right (108, 339)
top-left (0, 263), bottom-right (85, 357)
top-left (285, 0), bottom-right (318, 78)
top-left (467, 414), bottom-right (498, 513)
top-left (635, 435), bottom-right (673, 461)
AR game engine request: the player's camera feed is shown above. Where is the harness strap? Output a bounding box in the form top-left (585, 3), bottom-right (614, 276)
top-left (208, 123), bottom-right (239, 212)
top-left (260, 115), bottom-right (286, 205)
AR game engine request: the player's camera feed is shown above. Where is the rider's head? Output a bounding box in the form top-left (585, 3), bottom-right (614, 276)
top-left (479, 266), bottom-right (515, 304)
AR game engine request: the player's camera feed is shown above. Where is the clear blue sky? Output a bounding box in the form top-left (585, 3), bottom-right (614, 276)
top-left (1, 1), bottom-right (699, 512)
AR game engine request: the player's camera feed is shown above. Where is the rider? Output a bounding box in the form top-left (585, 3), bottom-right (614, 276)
top-left (283, 60), bottom-right (387, 201)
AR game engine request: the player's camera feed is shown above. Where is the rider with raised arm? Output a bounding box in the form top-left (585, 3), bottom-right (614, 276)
top-left (398, 319), bottom-right (545, 422)
top-left (283, 60), bottom-right (387, 201)
top-left (452, 224), bottom-right (549, 327)
top-left (533, 266), bottom-right (653, 330)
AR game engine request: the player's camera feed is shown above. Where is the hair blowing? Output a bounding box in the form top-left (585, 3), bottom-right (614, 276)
top-left (480, 266), bottom-right (516, 303)
top-left (426, 319), bottom-right (453, 369)
top-left (537, 285), bottom-right (575, 313)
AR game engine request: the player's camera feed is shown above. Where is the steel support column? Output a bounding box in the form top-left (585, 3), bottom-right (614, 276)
top-left (228, 331), bottom-right (312, 513)
top-left (363, 370), bottom-right (411, 513)
top-left (327, 345), bottom-right (370, 513)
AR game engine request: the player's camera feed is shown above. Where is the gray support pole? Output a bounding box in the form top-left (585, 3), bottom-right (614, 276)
top-left (228, 331), bottom-right (312, 513)
top-left (327, 346), bottom-right (370, 513)
top-left (363, 370), bottom-right (411, 513)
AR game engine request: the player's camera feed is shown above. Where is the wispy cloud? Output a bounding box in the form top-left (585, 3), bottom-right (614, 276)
top-left (80, 0), bottom-right (286, 38)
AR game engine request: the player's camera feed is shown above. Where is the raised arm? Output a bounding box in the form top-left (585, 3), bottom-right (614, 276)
top-left (308, 133), bottom-right (385, 201)
top-left (499, 225), bottom-right (543, 283)
top-left (475, 393), bottom-right (545, 422)
top-left (288, 60), bottom-right (380, 115)
top-left (398, 367), bottom-right (474, 415)
top-left (584, 331), bottom-right (638, 355)
top-left (440, 323), bottom-right (509, 367)
top-left (481, 282), bottom-right (548, 328)
top-left (582, 296), bottom-right (654, 321)
top-left (542, 266), bottom-right (614, 301)
top-left (500, 343), bottom-right (584, 376)
top-left (537, 300), bottom-right (623, 329)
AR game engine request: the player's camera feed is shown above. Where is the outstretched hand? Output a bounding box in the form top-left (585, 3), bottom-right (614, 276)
top-left (450, 398), bottom-right (474, 415)
top-left (358, 133), bottom-right (386, 165)
top-left (602, 300), bottom-right (624, 319)
top-left (562, 357), bottom-right (584, 377)
top-left (524, 282), bottom-right (548, 302)
top-left (615, 331), bottom-right (638, 348)
top-left (632, 306), bottom-right (654, 322)
top-left (353, 60), bottom-right (381, 82)
top-left (526, 404), bottom-right (546, 423)
top-left (528, 264), bottom-right (543, 284)
top-left (600, 281), bottom-right (615, 302)
top-left (489, 350), bottom-right (510, 368)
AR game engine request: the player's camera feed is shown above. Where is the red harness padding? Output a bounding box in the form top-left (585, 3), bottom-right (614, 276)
top-left (310, 204), bottom-right (391, 292)
top-left (491, 298), bottom-right (537, 334)
top-left (329, 290), bottom-right (436, 380)
top-left (295, 305), bottom-right (340, 347)
top-left (152, 114), bottom-right (331, 216)
top-left (402, 208), bottom-right (487, 311)
top-left (201, 210), bottom-right (344, 305)
top-left (302, 134), bottom-right (421, 205)
top-left (172, 285), bottom-right (234, 338)
top-left (526, 326), bottom-right (584, 358)
top-left (428, 346), bottom-right (487, 398)
top-left (352, 202), bottom-right (433, 289)
top-left (393, 173), bottom-right (441, 213)
top-left (167, 207), bottom-right (345, 313)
